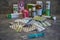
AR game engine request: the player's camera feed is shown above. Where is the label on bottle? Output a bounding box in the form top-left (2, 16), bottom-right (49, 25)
top-left (37, 9), bottom-right (42, 16)
top-left (45, 1), bottom-right (50, 16)
top-left (23, 9), bottom-right (29, 18)
top-left (46, 1), bottom-right (50, 9)
top-left (13, 4), bottom-right (18, 13)
top-left (46, 9), bottom-right (50, 16)
top-left (18, 0), bottom-right (24, 12)
top-left (32, 12), bottom-right (36, 17)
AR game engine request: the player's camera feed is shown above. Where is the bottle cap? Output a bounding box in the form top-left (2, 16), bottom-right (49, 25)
top-left (36, 1), bottom-right (43, 5)
top-left (13, 4), bottom-right (18, 7)
top-left (46, 1), bottom-right (50, 3)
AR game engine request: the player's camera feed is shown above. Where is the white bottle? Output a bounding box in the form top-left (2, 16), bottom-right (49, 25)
top-left (11, 13), bottom-right (19, 18)
top-left (13, 4), bottom-right (18, 13)
top-left (36, 1), bottom-right (43, 16)
top-left (46, 1), bottom-right (50, 16)
top-left (46, 1), bottom-right (50, 9)
top-left (32, 5), bottom-right (36, 17)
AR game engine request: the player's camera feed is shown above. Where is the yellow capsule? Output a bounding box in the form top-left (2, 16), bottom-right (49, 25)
top-left (16, 25), bottom-right (23, 32)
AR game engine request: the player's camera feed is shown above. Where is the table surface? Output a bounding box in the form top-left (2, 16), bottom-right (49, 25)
top-left (0, 14), bottom-right (60, 40)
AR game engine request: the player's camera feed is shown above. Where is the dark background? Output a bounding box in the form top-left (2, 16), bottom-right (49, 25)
top-left (0, 0), bottom-right (60, 40)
